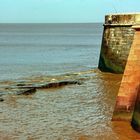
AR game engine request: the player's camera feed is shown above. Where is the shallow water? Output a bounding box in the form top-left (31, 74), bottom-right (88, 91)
top-left (1, 70), bottom-right (140, 140)
top-left (0, 23), bottom-right (140, 140)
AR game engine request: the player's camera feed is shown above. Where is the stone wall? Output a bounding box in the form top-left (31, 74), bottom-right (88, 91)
top-left (98, 14), bottom-right (140, 73)
top-left (112, 27), bottom-right (140, 121)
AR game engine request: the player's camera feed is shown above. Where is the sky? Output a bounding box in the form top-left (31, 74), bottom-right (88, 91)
top-left (0, 0), bottom-right (140, 23)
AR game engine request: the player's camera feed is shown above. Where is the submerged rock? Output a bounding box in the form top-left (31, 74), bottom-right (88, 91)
top-left (38, 80), bottom-right (82, 89)
top-left (17, 88), bottom-right (36, 95)
top-left (0, 70), bottom-right (91, 96)
top-left (0, 98), bottom-right (4, 102)
top-left (16, 80), bottom-right (82, 89)
top-left (16, 83), bottom-right (26, 87)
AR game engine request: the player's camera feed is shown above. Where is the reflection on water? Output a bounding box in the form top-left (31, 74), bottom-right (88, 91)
top-left (0, 70), bottom-right (140, 140)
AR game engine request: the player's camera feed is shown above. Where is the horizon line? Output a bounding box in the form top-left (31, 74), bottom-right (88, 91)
top-left (0, 22), bottom-right (103, 24)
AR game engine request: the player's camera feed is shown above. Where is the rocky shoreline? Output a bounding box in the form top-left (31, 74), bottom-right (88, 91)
top-left (0, 69), bottom-right (97, 102)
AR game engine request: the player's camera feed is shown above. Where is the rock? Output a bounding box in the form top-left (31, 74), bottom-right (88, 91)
top-left (17, 83), bottom-right (26, 87)
top-left (38, 80), bottom-right (82, 89)
top-left (17, 88), bottom-right (36, 95)
top-left (0, 98), bottom-right (4, 102)
top-left (16, 80), bottom-right (82, 89)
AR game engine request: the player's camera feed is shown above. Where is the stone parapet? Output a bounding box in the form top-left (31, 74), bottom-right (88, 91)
top-left (105, 13), bottom-right (140, 25)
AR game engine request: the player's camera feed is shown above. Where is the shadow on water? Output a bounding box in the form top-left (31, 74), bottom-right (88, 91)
top-left (0, 69), bottom-right (140, 140)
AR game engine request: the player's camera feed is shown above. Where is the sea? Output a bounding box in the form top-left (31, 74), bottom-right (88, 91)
top-left (0, 23), bottom-right (101, 81)
top-left (0, 23), bottom-right (140, 140)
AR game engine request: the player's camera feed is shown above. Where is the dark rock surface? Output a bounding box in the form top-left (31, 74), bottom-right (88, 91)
top-left (0, 98), bottom-right (4, 102)
top-left (0, 70), bottom-right (94, 97)
top-left (16, 88), bottom-right (37, 95)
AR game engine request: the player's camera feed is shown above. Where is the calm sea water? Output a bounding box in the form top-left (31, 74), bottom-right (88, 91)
top-left (0, 23), bottom-right (102, 81)
top-left (0, 23), bottom-right (140, 140)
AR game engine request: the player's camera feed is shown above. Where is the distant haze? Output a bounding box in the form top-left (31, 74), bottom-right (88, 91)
top-left (0, 0), bottom-right (140, 23)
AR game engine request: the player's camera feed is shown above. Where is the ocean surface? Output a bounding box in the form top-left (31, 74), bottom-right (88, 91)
top-left (0, 23), bottom-right (140, 140)
top-left (0, 23), bottom-right (102, 81)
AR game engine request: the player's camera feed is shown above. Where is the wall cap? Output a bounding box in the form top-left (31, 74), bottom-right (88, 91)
top-left (104, 24), bottom-right (132, 27)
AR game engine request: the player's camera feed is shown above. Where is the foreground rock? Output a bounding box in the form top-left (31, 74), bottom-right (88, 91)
top-left (0, 98), bottom-right (4, 102)
top-left (16, 88), bottom-right (37, 95)
top-left (17, 80), bottom-right (82, 89)
top-left (0, 70), bottom-right (95, 96)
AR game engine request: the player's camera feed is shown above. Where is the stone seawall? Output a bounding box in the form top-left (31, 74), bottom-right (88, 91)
top-left (112, 26), bottom-right (140, 121)
top-left (98, 14), bottom-right (140, 73)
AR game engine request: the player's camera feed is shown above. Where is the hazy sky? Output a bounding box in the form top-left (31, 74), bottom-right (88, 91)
top-left (0, 0), bottom-right (140, 23)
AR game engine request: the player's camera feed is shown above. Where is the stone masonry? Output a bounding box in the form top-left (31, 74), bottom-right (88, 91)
top-left (98, 14), bottom-right (140, 73)
top-left (112, 26), bottom-right (140, 121)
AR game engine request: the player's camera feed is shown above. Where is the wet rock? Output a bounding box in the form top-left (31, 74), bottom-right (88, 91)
top-left (16, 83), bottom-right (26, 87)
top-left (16, 80), bottom-right (82, 89)
top-left (0, 98), bottom-right (4, 102)
top-left (0, 72), bottom-right (86, 97)
top-left (34, 80), bottom-right (82, 89)
top-left (17, 88), bottom-right (36, 95)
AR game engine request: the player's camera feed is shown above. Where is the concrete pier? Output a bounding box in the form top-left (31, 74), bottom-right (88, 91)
top-left (112, 25), bottom-right (140, 121)
top-left (98, 13), bottom-right (140, 73)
